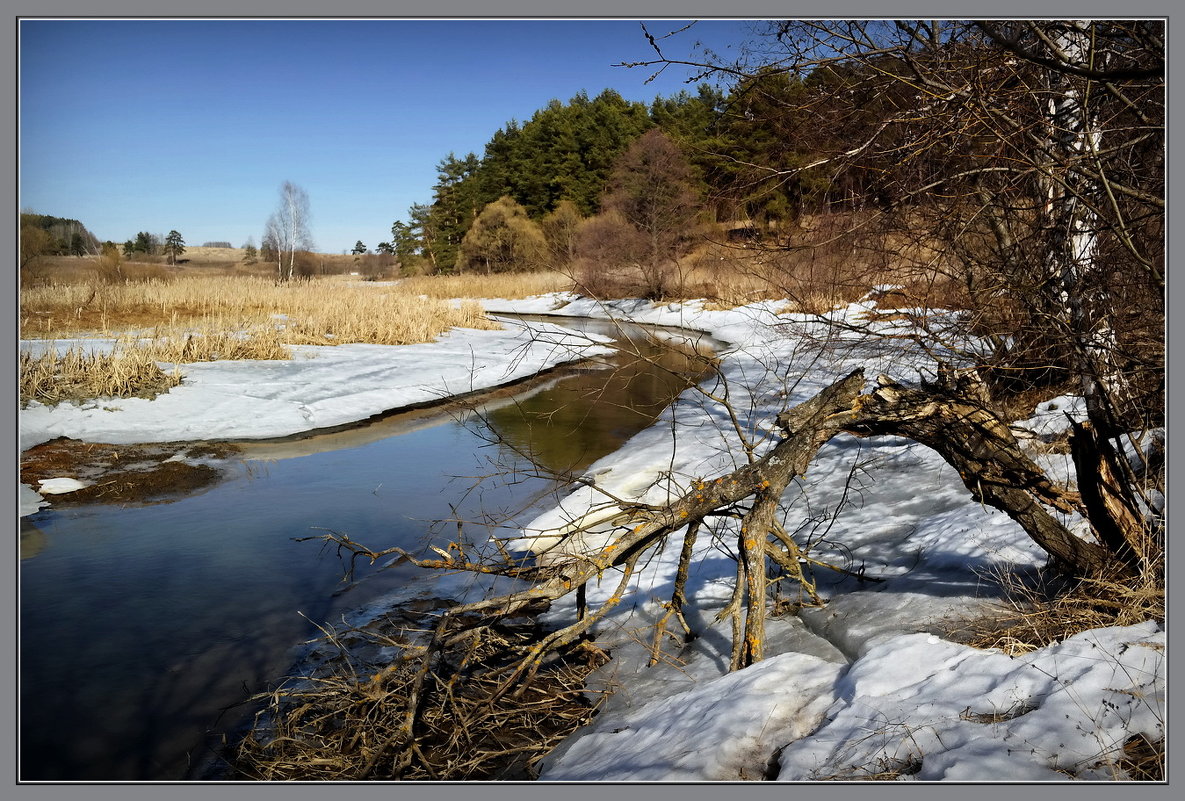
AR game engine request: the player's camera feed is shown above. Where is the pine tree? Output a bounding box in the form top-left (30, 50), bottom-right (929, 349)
top-left (163, 230), bottom-right (186, 265)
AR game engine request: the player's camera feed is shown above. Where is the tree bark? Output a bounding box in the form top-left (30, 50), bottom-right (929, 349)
top-left (833, 369), bottom-right (1117, 576)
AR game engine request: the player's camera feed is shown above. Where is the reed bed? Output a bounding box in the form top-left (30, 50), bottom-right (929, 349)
top-left (19, 276), bottom-right (502, 405)
top-left (19, 276), bottom-right (501, 342)
top-left (20, 345), bottom-right (182, 407)
top-left (393, 270), bottom-right (573, 300)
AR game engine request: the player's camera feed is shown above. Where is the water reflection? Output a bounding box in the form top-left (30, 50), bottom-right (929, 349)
top-left (18, 316), bottom-right (717, 780)
top-left (481, 326), bottom-right (713, 475)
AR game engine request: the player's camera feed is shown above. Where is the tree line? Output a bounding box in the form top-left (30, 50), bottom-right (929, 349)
top-left (19, 213), bottom-right (100, 263)
top-left (386, 83), bottom-right (831, 278)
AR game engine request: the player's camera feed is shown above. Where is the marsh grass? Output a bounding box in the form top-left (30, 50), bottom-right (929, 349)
top-left (20, 275), bottom-right (497, 339)
top-left (20, 276), bottom-right (503, 404)
top-left (20, 345), bottom-right (182, 407)
top-left (393, 270), bottom-right (573, 300)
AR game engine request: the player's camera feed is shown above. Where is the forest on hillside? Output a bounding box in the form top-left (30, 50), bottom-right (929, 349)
top-left (393, 22), bottom-right (1164, 416)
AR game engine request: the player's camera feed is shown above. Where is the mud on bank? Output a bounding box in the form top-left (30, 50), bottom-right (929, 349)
top-left (20, 438), bottom-right (241, 507)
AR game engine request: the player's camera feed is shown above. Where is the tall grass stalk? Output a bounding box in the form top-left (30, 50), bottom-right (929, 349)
top-left (20, 277), bottom-right (508, 405)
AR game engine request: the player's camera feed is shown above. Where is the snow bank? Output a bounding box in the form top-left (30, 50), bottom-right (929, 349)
top-left (469, 294), bottom-right (1163, 783)
top-left (777, 622), bottom-right (1164, 781)
top-left (18, 318), bottom-right (613, 515)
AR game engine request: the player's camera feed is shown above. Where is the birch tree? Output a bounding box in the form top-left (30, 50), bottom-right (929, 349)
top-left (268, 181), bottom-right (314, 282)
top-left (625, 19), bottom-right (1164, 571)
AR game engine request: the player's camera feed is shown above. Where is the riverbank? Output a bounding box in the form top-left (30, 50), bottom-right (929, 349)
top-left (469, 292), bottom-right (1165, 782)
top-left (17, 291), bottom-right (1165, 781)
top-left (18, 317), bottom-right (613, 516)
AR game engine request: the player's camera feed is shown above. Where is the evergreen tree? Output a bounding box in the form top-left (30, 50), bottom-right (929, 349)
top-left (425, 153), bottom-right (481, 272)
top-left (351, 240), bottom-right (368, 255)
top-left (163, 230), bottom-right (186, 265)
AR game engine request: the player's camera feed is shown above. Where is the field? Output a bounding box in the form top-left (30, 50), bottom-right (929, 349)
top-left (17, 225), bottom-right (967, 409)
top-left (17, 258), bottom-right (577, 406)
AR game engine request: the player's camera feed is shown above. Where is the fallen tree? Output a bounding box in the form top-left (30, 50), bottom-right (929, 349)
top-left (234, 363), bottom-right (1161, 778)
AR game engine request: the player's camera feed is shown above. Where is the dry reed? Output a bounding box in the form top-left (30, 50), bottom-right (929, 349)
top-left (393, 270), bottom-right (573, 300)
top-left (20, 345), bottom-right (182, 407)
top-left (20, 276), bottom-right (505, 404)
top-left (19, 276), bottom-right (501, 342)
top-left (230, 612), bottom-right (602, 781)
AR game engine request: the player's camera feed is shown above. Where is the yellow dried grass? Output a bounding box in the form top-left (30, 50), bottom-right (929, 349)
top-left (19, 276), bottom-right (503, 343)
top-left (393, 270), bottom-right (573, 300)
top-left (20, 345), bottom-right (182, 407)
top-left (19, 276), bottom-right (505, 404)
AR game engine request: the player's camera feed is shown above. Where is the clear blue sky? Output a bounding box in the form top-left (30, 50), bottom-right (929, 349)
top-left (19, 19), bottom-right (761, 254)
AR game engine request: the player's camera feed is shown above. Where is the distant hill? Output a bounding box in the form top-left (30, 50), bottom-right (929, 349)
top-left (20, 213), bottom-right (101, 256)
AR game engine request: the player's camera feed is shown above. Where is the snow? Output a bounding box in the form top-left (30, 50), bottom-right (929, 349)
top-left (36, 477), bottom-right (91, 494)
top-left (476, 293), bottom-right (1163, 783)
top-left (18, 318), bottom-right (612, 515)
top-left (18, 289), bottom-right (1165, 782)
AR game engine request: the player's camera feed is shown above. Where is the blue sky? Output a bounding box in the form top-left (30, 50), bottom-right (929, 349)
top-left (19, 19), bottom-right (761, 254)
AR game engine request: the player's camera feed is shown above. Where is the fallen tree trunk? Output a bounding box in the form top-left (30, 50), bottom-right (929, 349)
top-left (364, 366), bottom-right (1121, 671)
top-left (833, 368), bottom-right (1118, 577)
top-left (331, 367), bottom-right (1123, 674)
top-left (265, 365), bottom-right (1143, 777)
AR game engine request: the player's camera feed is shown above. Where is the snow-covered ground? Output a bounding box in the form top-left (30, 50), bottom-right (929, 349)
top-left (18, 291), bottom-right (1165, 782)
top-left (471, 292), bottom-right (1164, 782)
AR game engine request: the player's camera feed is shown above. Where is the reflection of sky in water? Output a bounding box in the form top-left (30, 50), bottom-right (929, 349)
top-left (19, 317), bottom-right (715, 781)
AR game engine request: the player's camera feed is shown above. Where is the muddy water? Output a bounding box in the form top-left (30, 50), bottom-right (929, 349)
top-left (18, 317), bottom-right (718, 781)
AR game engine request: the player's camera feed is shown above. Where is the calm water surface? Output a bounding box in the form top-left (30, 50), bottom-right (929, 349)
top-left (19, 317), bottom-right (716, 780)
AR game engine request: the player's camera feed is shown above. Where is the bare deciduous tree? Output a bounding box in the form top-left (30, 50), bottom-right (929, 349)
top-left (268, 180), bottom-right (314, 282)
top-left (596, 128), bottom-right (707, 299)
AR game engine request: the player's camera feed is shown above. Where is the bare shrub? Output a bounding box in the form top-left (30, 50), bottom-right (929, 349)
top-left (230, 612), bottom-right (603, 780)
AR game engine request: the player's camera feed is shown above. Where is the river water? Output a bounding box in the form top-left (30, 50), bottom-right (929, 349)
top-left (18, 317), bottom-right (717, 781)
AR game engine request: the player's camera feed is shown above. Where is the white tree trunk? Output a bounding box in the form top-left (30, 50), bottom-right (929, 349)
top-left (1044, 21), bottom-right (1130, 432)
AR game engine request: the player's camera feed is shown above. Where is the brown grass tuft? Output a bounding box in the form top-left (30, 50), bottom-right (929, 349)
top-left (229, 611), bottom-right (603, 781)
top-left (960, 559), bottom-right (1164, 657)
top-left (20, 345), bottom-right (182, 407)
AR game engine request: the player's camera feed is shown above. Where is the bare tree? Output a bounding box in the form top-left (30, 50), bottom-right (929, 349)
top-left (229, 21), bottom-right (1163, 779)
top-left (623, 18), bottom-right (1164, 574)
top-left (598, 128), bottom-right (707, 299)
top-left (268, 181), bottom-right (314, 282)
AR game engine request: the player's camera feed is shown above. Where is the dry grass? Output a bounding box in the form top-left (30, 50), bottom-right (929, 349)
top-left (19, 275), bottom-right (502, 405)
top-left (20, 345), bottom-right (182, 407)
top-left (20, 275), bottom-right (500, 343)
top-left (567, 216), bottom-right (968, 313)
top-left (229, 611), bottom-right (603, 781)
top-left (394, 270), bottom-right (573, 300)
top-left (961, 562), bottom-right (1165, 657)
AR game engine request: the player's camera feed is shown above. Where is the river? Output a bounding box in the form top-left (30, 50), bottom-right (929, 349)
top-left (18, 316), bottom-right (718, 781)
